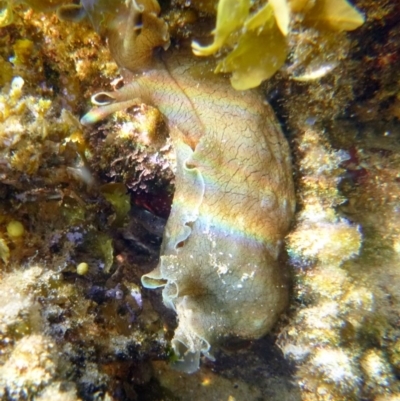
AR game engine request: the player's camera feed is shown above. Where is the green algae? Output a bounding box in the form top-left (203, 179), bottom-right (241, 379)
top-left (100, 183), bottom-right (130, 227)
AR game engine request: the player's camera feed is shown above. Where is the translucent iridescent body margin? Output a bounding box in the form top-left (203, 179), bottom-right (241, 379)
top-left (81, 0), bottom-right (295, 373)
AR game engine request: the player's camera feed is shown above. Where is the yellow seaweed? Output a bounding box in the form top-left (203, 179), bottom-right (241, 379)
top-left (192, 0), bottom-right (365, 89)
top-left (304, 0), bottom-right (365, 31)
top-left (269, 0), bottom-right (290, 36)
top-left (288, 0), bottom-right (312, 12)
top-left (216, 28), bottom-right (287, 90)
top-left (216, 3), bottom-right (287, 90)
top-left (244, 1), bottom-right (275, 31)
top-left (191, 0), bottom-right (250, 56)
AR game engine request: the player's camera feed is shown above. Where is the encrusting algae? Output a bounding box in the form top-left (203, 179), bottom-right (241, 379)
top-left (0, 0), bottom-right (400, 400)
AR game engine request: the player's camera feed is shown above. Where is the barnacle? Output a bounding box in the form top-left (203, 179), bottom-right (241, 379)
top-left (192, 0), bottom-right (365, 89)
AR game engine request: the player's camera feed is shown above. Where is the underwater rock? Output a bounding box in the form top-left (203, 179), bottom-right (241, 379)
top-left (82, 1), bottom-right (295, 370)
top-left (0, 334), bottom-right (59, 399)
top-left (151, 360), bottom-right (263, 400)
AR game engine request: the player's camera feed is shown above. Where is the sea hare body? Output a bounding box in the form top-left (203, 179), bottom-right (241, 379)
top-left (83, 50), bottom-right (295, 372)
top-left (81, 2), bottom-right (295, 372)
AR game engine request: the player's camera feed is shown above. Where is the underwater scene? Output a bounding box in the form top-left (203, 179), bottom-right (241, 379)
top-left (0, 0), bottom-right (399, 400)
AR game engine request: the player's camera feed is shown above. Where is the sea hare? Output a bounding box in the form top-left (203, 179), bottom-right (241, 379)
top-left (81, 0), bottom-right (295, 373)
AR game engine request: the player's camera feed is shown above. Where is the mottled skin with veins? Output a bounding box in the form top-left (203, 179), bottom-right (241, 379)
top-left (81, 0), bottom-right (295, 373)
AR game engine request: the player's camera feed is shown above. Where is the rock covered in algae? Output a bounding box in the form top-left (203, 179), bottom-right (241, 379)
top-left (276, 96), bottom-right (400, 399)
top-left (278, 128), bottom-right (364, 400)
top-left (263, 1), bottom-right (400, 397)
top-left (0, 334), bottom-right (59, 398)
top-left (0, 4), bottom-right (176, 400)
